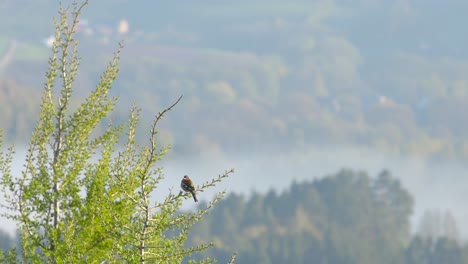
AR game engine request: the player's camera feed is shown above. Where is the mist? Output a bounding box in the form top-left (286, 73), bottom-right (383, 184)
top-left (161, 146), bottom-right (468, 239)
top-left (4, 145), bottom-right (467, 240)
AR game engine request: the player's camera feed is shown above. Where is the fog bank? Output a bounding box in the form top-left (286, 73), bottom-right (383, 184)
top-left (3, 146), bottom-right (468, 239)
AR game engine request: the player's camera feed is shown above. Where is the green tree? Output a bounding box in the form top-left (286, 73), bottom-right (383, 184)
top-left (0, 1), bottom-right (234, 263)
top-left (405, 236), bottom-right (466, 264)
top-left (0, 230), bottom-right (12, 250)
top-left (430, 238), bottom-right (464, 264)
top-left (404, 236), bottom-right (431, 264)
top-left (189, 169), bottom-right (414, 264)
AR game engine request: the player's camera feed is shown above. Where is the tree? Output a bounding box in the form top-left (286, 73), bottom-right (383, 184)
top-left (430, 238), bottom-right (464, 264)
top-left (404, 236), bottom-right (431, 264)
top-left (0, 1), bottom-right (234, 263)
top-left (0, 229), bottom-right (16, 255)
top-left (404, 236), bottom-right (466, 264)
top-left (418, 209), bottom-right (461, 242)
top-left (188, 169), bottom-right (414, 264)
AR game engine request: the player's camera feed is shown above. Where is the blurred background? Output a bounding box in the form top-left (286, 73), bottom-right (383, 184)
top-left (1, 0), bottom-right (468, 263)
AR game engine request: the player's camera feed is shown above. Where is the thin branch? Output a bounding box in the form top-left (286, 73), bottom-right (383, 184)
top-left (227, 253), bottom-right (238, 264)
top-left (0, 202), bottom-right (15, 211)
top-left (152, 95), bottom-right (183, 135)
top-left (144, 95), bottom-right (183, 174)
top-left (145, 242), bottom-right (214, 262)
top-left (151, 168), bottom-right (234, 211)
top-left (137, 95), bottom-right (182, 264)
top-left (167, 191), bottom-right (225, 227)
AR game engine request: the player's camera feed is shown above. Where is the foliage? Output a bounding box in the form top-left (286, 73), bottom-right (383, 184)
top-left (405, 236), bottom-right (466, 264)
top-left (0, 1), bottom-right (233, 263)
top-left (183, 169), bottom-right (468, 264)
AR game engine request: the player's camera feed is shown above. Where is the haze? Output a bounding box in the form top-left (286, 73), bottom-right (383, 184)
top-left (1, 0), bottom-right (468, 243)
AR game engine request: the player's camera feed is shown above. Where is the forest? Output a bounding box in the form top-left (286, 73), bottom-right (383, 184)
top-left (1, 169), bottom-right (467, 263)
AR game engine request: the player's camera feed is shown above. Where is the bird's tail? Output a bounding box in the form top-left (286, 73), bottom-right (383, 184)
top-left (191, 191), bottom-right (198, 202)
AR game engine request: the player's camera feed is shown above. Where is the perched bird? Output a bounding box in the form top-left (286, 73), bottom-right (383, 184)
top-left (181, 175), bottom-right (198, 202)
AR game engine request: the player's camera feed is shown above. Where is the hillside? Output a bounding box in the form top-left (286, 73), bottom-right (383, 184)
top-left (1, 0), bottom-right (468, 161)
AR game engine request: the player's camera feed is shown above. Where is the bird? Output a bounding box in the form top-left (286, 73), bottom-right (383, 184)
top-left (181, 175), bottom-right (198, 202)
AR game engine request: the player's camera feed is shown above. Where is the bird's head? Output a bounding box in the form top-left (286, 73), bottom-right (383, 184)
top-left (183, 175), bottom-right (189, 180)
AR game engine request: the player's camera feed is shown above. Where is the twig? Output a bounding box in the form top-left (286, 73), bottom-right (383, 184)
top-left (228, 252), bottom-right (238, 264)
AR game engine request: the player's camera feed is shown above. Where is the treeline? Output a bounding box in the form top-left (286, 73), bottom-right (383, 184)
top-left (185, 169), bottom-right (468, 264)
top-left (1, 169), bottom-right (467, 263)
